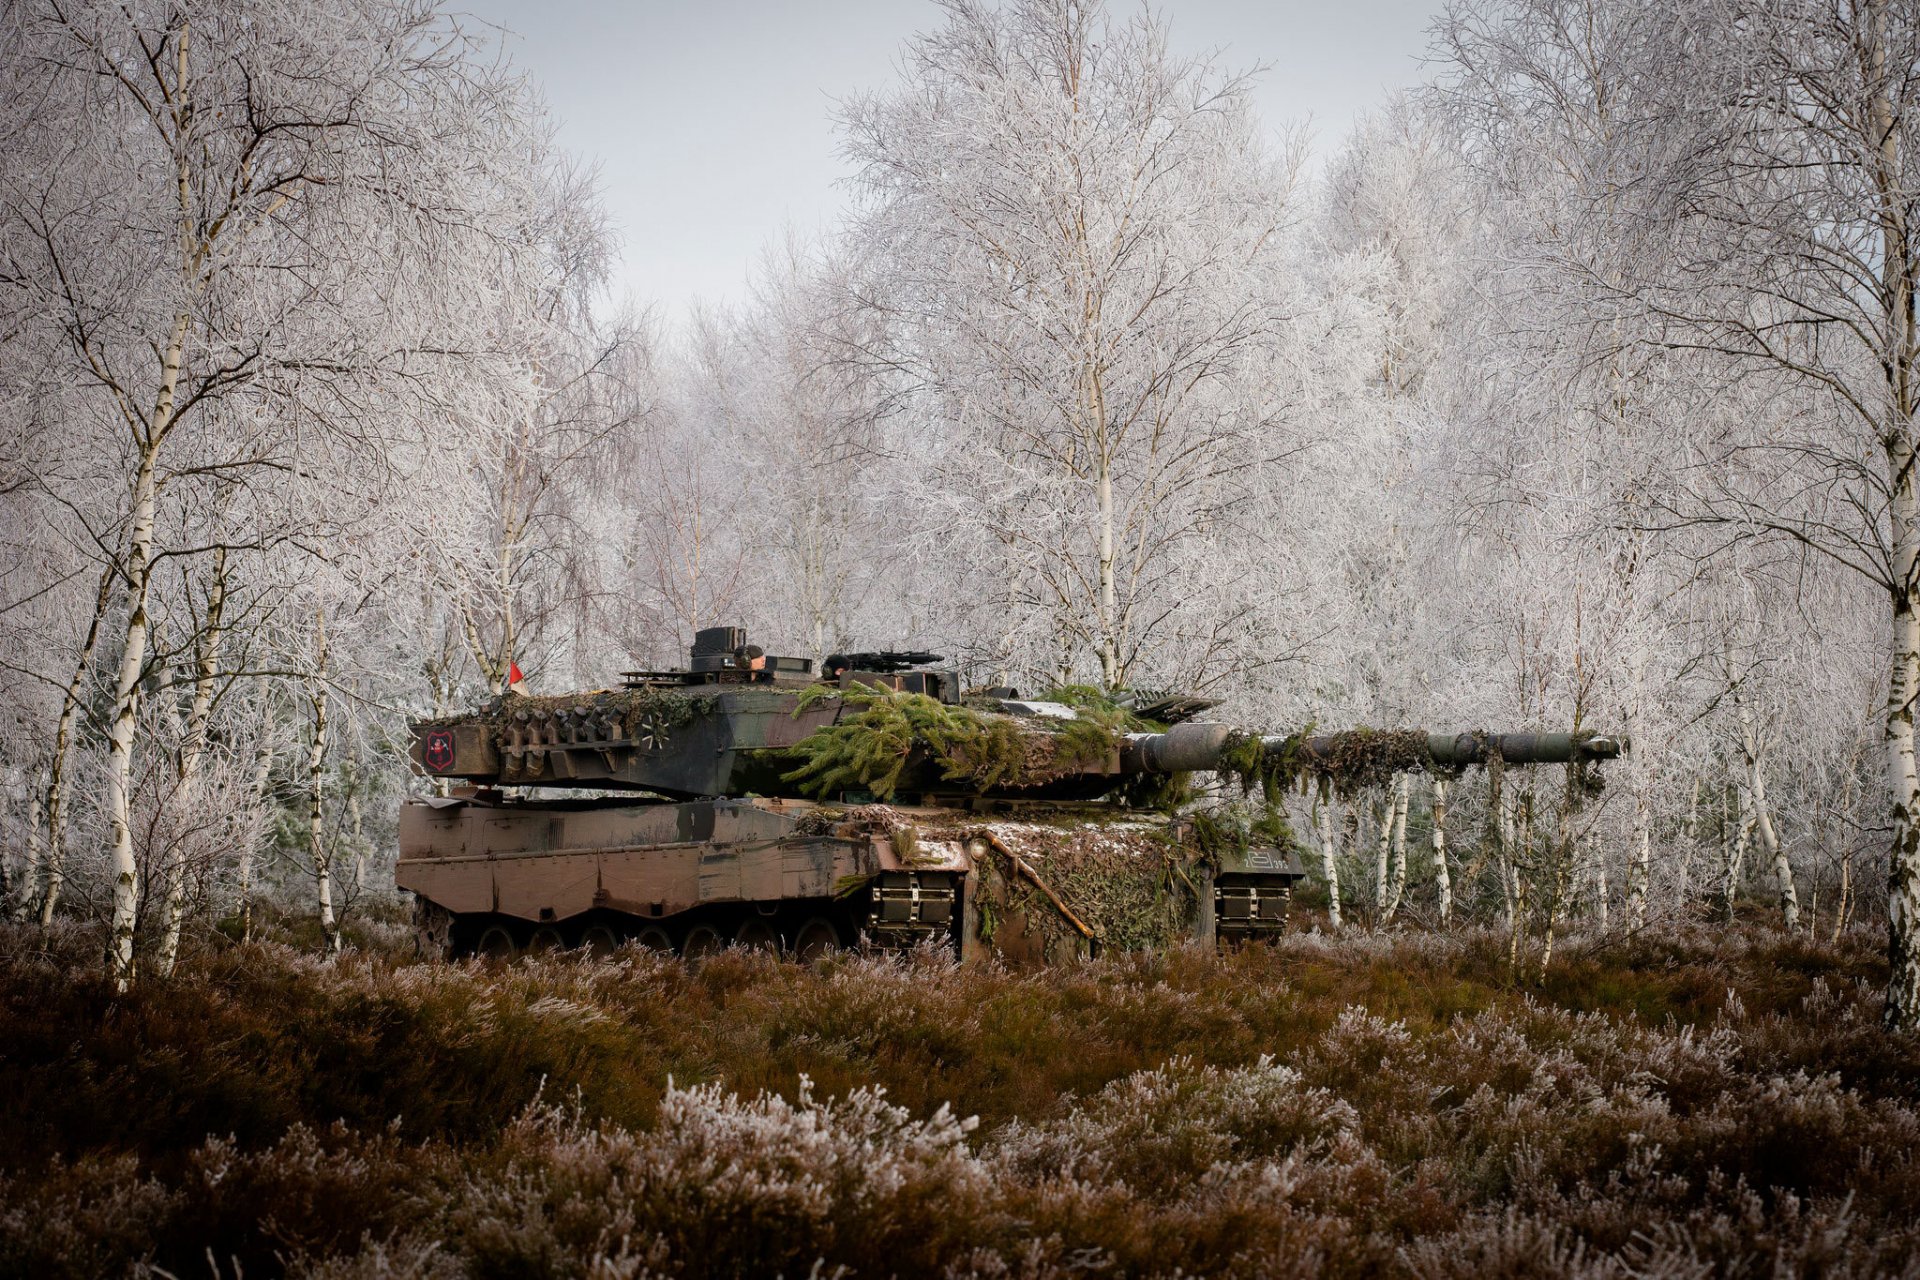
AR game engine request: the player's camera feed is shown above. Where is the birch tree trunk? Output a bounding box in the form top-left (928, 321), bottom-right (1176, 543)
top-left (157, 545), bottom-right (228, 976)
top-left (1432, 777), bottom-right (1452, 925)
top-left (105, 435), bottom-right (171, 989)
top-left (1093, 399), bottom-right (1120, 688)
top-left (1371, 793), bottom-right (1392, 917)
top-left (347, 777), bottom-right (366, 894)
top-left (39, 561), bottom-right (116, 925)
top-left (307, 615), bottom-right (339, 954)
top-left (1864, 0), bottom-right (1920, 1027)
top-left (17, 790), bottom-right (43, 923)
top-left (1314, 783), bottom-right (1342, 930)
top-left (1882, 0), bottom-right (1920, 999)
top-left (104, 36), bottom-right (196, 984)
top-left (1628, 776), bottom-right (1652, 930)
top-left (1382, 775), bottom-right (1409, 922)
top-left (1488, 758), bottom-right (1516, 932)
top-left (238, 681), bottom-right (275, 944)
top-left (1723, 785), bottom-right (1753, 924)
top-left (308, 707), bottom-right (337, 953)
top-left (1832, 754), bottom-right (1861, 943)
top-left (1886, 486), bottom-right (1920, 1023)
top-left (1433, 0), bottom-right (1920, 1026)
top-left (1679, 776), bottom-right (1701, 915)
top-left (1500, 799), bottom-right (1521, 929)
top-left (1735, 690), bottom-right (1797, 930)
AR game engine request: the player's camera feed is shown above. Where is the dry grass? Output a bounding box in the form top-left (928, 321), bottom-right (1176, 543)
top-left (0, 916), bottom-right (1914, 1278)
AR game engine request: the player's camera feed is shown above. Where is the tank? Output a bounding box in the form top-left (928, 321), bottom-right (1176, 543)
top-left (399, 626), bottom-right (1625, 961)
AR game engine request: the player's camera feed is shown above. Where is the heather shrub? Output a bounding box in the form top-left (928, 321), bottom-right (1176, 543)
top-left (4, 919), bottom-right (1919, 1277)
top-left (0, 1157), bottom-right (176, 1280)
top-left (991, 1055), bottom-right (1357, 1196)
top-left (438, 1080), bottom-right (986, 1279)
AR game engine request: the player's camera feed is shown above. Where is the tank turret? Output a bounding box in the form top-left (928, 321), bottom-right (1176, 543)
top-left (398, 628), bottom-right (1625, 963)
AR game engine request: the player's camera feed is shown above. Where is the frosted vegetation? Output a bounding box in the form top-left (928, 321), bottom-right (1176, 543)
top-left (1, 921), bottom-right (1915, 1276)
top-left (3, 0), bottom-right (1920, 1264)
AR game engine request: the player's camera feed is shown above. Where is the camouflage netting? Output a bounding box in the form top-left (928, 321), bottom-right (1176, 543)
top-left (1220, 726), bottom-right (1433, 799)
top-left (416, 686), bottom-right (713, 739)
top-left (781, 686), bottom-right (1133, 800)
top-left (1211, 727), bottom-right (1436, 866)
top-left (807, 805), bottom-right (1202, 956)
top-left (974, 819), bottom-right (1202, 956)
top-left (1309, 727), bottom-right (1432, 791)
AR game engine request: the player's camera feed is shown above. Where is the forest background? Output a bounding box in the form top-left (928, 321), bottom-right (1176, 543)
top-left (0, 0), bottom-right (1914, 1017)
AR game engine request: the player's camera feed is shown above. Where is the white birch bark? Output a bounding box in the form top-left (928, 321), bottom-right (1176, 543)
top-left (238, 680), bottom-right (275, 944)
top-left (105, 436), bottom-right (170, 989)
top-left (1371, 792), bottom-right (1392, 917)
top-left (307, 615), bottom-right (339, 954)
top-left (1094, 400), bottom-right (1119, 688)
top-left (17, 790), bottom-right (43, 923)
top-left (1849, 0), bottom-right (1920, 1030)
top-left (1629, 790), bottom-right (1651, 931)
top-left (1679, 776), bottom-right (1701, 914)
top-left (1723, 786), bottom-right (1753, 923)
top-left (1314, 783), bottom-right (1341, 930)
top-left (347, 777), bottom-right (366, 894)
top-left (1735, 693), bottom-right (1797, 931)
top-left (1431, 777), bottom-right (1452, 925)
top-left (1831, 752), bottom-right (1861, 943)
top-left (1497, 791), bottom-right (1519, 931)
top-left (1382, 775), bottom-right (1410, 922)
top-left (38, 561), bottom-right (116, 926)
top-left (309, 687), bottom-right (339, 955)
top-left (157, 544), bottom-right (228, 976)
top-left (105, 31), bottom-right (196, 988)
top-left (1886, 463), bottom-right (1920, 1025)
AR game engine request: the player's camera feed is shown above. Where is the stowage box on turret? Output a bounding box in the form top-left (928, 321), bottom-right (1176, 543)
top-left (399, 626), bottom-right (1624, 961)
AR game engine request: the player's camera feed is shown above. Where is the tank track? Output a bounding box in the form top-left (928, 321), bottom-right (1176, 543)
top-left (411, 877), bottom-right (961, 963)
top-left (413, 871), bottom-right (1291, 962)
top-left (1213, 875), bottom-right (1291, 939)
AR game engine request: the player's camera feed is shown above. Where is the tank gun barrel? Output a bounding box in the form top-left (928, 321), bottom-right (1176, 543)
top-left (1122, 725), bottom-right (1626, 776)
top-left (1421, 731), bottom-right (1625, 766)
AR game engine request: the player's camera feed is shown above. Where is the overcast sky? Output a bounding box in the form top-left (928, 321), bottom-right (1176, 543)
top-left (458, 0), bottom-right (1444, 320)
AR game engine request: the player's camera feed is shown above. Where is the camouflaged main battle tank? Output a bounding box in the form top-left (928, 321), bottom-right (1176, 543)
top-left (400, 626), bottom-right (1624, 961)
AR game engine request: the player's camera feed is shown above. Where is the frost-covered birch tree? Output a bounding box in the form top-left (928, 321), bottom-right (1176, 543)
top-left (0, 0), bottom-right (547, 982)
top-left (420, 151), bottom-right (644, 697)
top-left (1439, 0), bottom-right (1920, 1024)
top-left (839, 0), bottom-right (1298, 689)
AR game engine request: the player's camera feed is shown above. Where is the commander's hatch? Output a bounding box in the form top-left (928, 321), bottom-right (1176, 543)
top-left (621, 624), bottom-right (816, 688)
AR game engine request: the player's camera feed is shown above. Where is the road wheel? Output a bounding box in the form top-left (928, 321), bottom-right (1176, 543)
top-left (792, 917), bottom-right (840, 961)
top-left (476, 924), bottom-right (516, 960)
top-left (734, 918), bottom-right (780, 952)
top-left (633, 925), bottom-right (674, 952)
top-left (528, 926), bottom-right (565, 955)
top-left (682, 924), bottom-right (724, 959)
top-left (578, 925), bottom-right (620, 956)
top-left (412, 898), bottom-right (454, 961)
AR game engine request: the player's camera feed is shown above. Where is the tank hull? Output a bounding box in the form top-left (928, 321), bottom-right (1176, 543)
top-left (397, 795), bottom-right (1304, 962)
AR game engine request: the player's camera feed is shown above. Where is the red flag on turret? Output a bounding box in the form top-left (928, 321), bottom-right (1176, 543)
top-left (508, 661), bottom-right (524, 686)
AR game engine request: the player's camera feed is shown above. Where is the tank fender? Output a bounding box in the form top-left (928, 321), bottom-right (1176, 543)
top-left (876, 835), bottom-right (972, 873)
